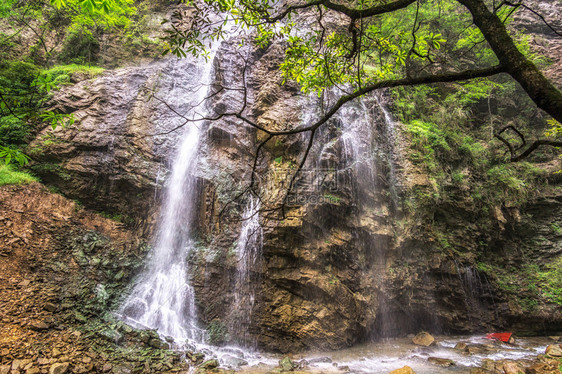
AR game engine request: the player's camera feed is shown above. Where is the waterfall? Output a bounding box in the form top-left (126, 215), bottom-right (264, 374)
top-left (229, 197), bottom-right (263, 346)
top-left (323, 89), bottom-right (402, 338)
top-left (118, 50), bottom-right (220, 344)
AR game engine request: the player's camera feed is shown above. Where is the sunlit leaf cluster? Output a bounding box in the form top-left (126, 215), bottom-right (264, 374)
top-left (161, 0), bottom-right (528, 96)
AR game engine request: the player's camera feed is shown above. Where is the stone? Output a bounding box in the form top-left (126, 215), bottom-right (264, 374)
top-left (469, 369), bottom-right (492, 374)
top-left (111, 365), bottom-right (132, 374)
top-left (148, 338), bottom-right (163, 349)
top-left (548, 336), bottom-right (561, 342)
top-left (388, 366), bottom-right (416, 374)
top-left (200, 359), bottom-right (219, 370)
top-left (467, 344), bottom-right (488, 355)
top-left (427, 357), bottom-right (454, 366)
top-left (191, 353), bottom-right (205, 364)
top-left (49, 362), bottom-right (69, 374)
top-left (0, 366), bottom-right (9, 374)
top-left (98, 329), bottom-right (123, 343)
top-left (308, 357), bottom-right (332, 364)
top-left (279, 357), bottom-right (294, 372)
top-left (454, 342), bottom-right (468, 350)
top-left (30, 321), bottom-right (50, 330)
top-left (44, 303), bottom-right (58, 312)
top-left (545, 344), bottom-right (562, 357)
top-left (412, 332), bottom-right (435, 346)
top-left (481, 359), bottom-right (496, 371)
top-left (294, 359), bottom-right (308, 370)
top-left (52, 348), bottom-right (62, 358)
top-left (11, 360), bottom-right (22, 370)
top-left (525, 363), bottom-right (544, 374)
top-left (221, 355), bottom-right (248, 368)
top-left (502, 361), bottom-right (524, 374)
top-left (102, 363), bottom-right (112, 372)
top-left (26, 367), bottom-right (40, 374)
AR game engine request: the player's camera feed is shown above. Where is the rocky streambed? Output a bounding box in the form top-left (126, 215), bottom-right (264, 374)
top-left (180, 334), bottom-right (561, 374)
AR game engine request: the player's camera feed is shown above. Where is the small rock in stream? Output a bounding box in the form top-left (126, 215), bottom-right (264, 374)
top-left (427, 357), bottom-right (454, 366)
top-left (200, 359), bottom-right (219, 369)
top-left (502, 361), bottom-right (524, 374)
top-left (279, 356), bottom-right (294, 371)
top-left (545, 344), bottom-right (562, 357)
top-left (221, 354), bottom-right (248, 368)
top-left (454, 342), bottom-right (467, 350)
top-left (388, 366), bottom-right (415, 374)
top-left (412, 332), bottom-right (435, 346)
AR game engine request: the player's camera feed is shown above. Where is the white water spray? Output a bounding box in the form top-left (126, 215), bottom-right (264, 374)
top-left (119, 50), bottom-right (221, 343)
top-left (229, 197), bottom-right (263, 346)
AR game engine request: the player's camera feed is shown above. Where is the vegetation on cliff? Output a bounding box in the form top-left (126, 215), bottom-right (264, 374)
top-left (0, 0), bottom-right (166, 166)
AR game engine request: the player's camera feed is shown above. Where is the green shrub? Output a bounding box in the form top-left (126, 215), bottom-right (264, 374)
top-left (59, 27), bottom-right (100, 65)
top-left (0, 60), bottom-right (40, 89)
top-left (0, 115), bottom-right (29, 145)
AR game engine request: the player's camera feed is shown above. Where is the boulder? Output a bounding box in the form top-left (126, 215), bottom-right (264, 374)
top-left (49, 363), bottom-right (69, 374)
top-left (466, 344), bottom-right (489, 355)
top-left (221, 354), bottom-right (248, 368)
top-left (545, 344), bottom-right (562, 357)
top-left (388, 366), bottom-right (416, 374)
top-left (279, 357), bottom-right (294, 372)
top-left (454, 342), bottom-right (468, 350)
top-left (502, 361), bottom-right (524, 374)
top-left (200, 360), bottom-right (219, 370)
top-left (412, 332), bottom-right (435, 346)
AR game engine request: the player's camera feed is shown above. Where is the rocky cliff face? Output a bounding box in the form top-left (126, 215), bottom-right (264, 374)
top-left (29, 57), bottom-right (208, 225)
top-left (29, 3), bottom-right (562, 353)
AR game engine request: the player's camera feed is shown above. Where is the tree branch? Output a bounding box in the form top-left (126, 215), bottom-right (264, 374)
top-left (494, 125), bottom-right (562, 161)
top-left (267, 0), bottom-right (417, 22)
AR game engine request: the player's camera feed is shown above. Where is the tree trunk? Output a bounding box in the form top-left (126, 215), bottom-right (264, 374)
top-left (457, 0), bottom-right (562, 123)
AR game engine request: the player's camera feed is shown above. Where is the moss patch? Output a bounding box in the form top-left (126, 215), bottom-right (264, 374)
top-left (0, 165), bottom-right (37, 186)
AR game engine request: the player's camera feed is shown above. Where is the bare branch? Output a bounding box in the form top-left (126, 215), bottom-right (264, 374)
top-left (503, 1), bottom-right (562, 37)
top-left (494, 125), bottom-right (562, 161)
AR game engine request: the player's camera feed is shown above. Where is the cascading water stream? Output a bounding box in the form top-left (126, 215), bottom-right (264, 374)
top-left (118, 48), bottom-right (222, 344)
top-left (321, 88), bottom-right (402, 337)
top-left (229, 197), bottom-right (263, 347)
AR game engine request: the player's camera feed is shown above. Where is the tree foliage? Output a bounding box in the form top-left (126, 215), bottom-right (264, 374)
top-left (164, 0), bottom-right (561, 127)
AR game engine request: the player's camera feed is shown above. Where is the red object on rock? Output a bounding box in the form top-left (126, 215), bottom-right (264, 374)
top-left (485, 332), bottom-right (513, 342)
